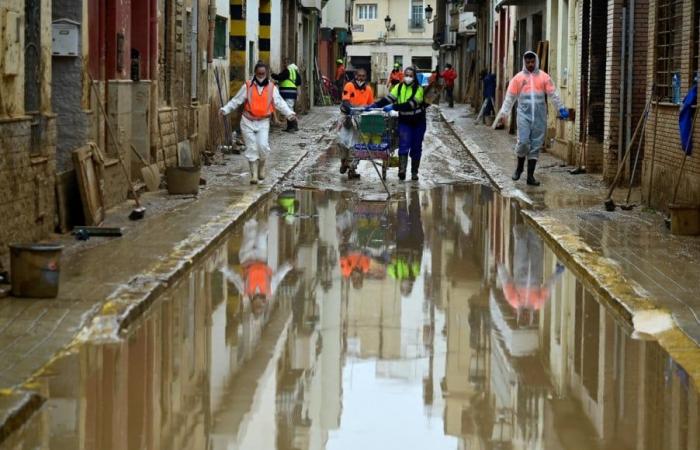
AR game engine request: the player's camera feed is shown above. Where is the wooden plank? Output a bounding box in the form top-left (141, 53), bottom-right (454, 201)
top-left (72, 145), bottom-right (105, 226)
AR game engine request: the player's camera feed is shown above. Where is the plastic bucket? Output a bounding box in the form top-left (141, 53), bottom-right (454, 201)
top-left (9, 243), bottom-right (63, 298)
top-left (166, 166), bottom-right (201, 195)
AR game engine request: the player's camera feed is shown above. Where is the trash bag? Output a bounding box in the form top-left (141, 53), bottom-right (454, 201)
top-left (337, 117), bottom-right (360, 149)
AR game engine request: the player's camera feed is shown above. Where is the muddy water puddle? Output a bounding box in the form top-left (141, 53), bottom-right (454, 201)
top-left (4, 185), bottom-right (700, 450)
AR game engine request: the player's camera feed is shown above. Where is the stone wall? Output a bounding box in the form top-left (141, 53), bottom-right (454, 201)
top-left (0, 116), bottom-right (57, 267)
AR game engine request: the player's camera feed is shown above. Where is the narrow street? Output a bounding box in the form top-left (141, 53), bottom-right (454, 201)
top-left (2, 107), bottom-right (699, 449)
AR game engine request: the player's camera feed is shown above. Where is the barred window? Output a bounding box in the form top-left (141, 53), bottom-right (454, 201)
top-left (655, 0), bottom-right (683, 101)
top-left (694, 0), bottom-right (700, 80)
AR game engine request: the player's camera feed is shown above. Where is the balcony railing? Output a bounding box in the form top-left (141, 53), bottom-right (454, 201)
top-left (408, 17), bottom-right (425, 31)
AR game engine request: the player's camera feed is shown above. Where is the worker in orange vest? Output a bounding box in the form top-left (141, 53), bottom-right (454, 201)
top-left (335, 59), bottom-right (346, 102)
top-left (224, 218), bottom-right (292, 316)
top-left (386, 63), bottom-right (404, 88)
top-left (338, 68), bottom-right (374, 179)
top-left (221, 62), bottom-right (298, 184)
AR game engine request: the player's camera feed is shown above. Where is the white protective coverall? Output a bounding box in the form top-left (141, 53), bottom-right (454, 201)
top-left (220, 81), bottom-right (295, 162)
top-left (494, 51), bottom-right (565, 160)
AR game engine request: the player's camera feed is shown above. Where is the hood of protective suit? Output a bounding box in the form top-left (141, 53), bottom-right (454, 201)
top-left (522, 51), bottom-right (540, 74)
top-left (288, 63), bottom-right (299, 71)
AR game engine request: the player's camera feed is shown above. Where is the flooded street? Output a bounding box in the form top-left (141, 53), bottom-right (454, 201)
top-left (5, 183), bottom-right (699, 450)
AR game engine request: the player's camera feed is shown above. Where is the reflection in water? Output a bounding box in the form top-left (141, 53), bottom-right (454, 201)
top-left (6, 186), bottom-right (700, 450)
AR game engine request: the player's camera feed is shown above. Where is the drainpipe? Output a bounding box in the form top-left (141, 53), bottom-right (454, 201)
top-left (191, 0), bottom-right (199, 100)
top-left (626, 0), bottom-right (635, 177)
top-left (618, 6), bottom-right (626, 165)
top-left (207, 1), bottom-right (216, 63)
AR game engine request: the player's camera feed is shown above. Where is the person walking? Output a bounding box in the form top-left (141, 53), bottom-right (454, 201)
top-left (338, 68), bottom-right (374, 179)
top-left (335, 59), bottom-right (346, 102)
top-left (475, 70), bottom-right (496, 124)
top-left (386, 63), bottom-right (404, 88)
top-left (370, 66), bottom-right (426, 181)
top-left (221, 62), bottom-right (297, 184)
top-left (272, 60), bottom-right (302, 132)
top-left (493, 51), bottom-right (569, 186)
top-left (441, 64), bottom-right (458, 107)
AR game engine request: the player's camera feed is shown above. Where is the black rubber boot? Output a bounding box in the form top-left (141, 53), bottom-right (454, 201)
top-left (526, 159), bottom-right (540, 186)
top-left (339, 160), bottom-right (348, 174)
top-left (399, 155), bottom-right (408, 181)
top-left (411, 158), bottom-right (420, 181)
top-left (348, 168), bottom-right (361, 179)
top-left (512, 157), bottom-right (525, 181)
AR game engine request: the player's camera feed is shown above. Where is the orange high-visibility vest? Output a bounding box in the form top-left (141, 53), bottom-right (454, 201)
top-left (244, 81), bottom-right (275, 120)
top-left (245, 262), bottom-right (273, 297)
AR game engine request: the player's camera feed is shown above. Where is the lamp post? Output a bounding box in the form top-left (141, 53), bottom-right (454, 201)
top-left (384, 15), bottom-right (395, 32)
top-left (425, 4), bottom-right (435, 23)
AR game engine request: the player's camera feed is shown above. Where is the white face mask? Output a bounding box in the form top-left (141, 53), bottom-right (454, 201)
top-left (255, 76), bottom-right (266, 84)
top-left (356, 80), bottom-right (365, 87)
top-left (404, 76), bottom-right (414, 84)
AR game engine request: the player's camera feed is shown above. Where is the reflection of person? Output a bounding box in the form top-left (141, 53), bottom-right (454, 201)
top-left (493, 51), bottom-right (569, 186)
top-left (221, 62), bottom-right (297, 184)
top-left (225, 218), bottom-right (292, 316)
top-left (497, 225), bottom-right (564, 325)
top-left (338, 68), bottom-right (374, 179)
top-left (388, 191), bottom-right (424, 296)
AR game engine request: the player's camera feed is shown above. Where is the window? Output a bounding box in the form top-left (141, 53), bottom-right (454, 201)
top-left (356, 4), bottom-right (377, 20)
top-left (693, 0), bottom-right (700, 80)
top-left (655, 0), bottom-right (683, 101)
top-left (214, 16), bottom-right (227, 59)
top-left (410, 1), bottom-right (424, 29)
top-left (412, 56), bottom-right (432, 71)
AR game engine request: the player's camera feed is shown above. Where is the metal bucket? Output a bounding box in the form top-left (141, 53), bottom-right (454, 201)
top-left (9, 243), bottom-right (63, 298)
top-left (166, 166), bottom-right (201, 195)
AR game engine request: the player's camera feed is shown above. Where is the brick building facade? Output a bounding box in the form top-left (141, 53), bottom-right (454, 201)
top-left (643, 0), bottom-right (700, 208)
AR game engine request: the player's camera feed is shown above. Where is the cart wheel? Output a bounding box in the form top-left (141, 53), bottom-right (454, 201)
top-left (382, 162), bottom-right (387, 181)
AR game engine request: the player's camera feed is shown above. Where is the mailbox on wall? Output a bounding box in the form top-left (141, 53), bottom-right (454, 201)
top-left (52, 19), bottom-right (80, 56)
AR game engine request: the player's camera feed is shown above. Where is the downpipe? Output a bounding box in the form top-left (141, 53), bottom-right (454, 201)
top-left (207, 1), bottom-right (216, 64)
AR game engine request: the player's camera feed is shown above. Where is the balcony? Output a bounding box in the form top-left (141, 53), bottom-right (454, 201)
top-left (300, 0), bottom-right (322, 11)
top-left (408, 17), bottom-right (425, 31)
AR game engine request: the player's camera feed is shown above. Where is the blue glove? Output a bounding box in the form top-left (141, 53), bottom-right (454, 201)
top-left (559, 108), bottom-right (569, 119)
top-left (383, 104), bottom-right (393, 113)
top-left (364, 105), bottom-right (374, 112)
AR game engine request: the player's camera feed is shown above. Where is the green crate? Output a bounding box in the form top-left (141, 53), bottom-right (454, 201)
top-left (359, 114), bottom-right (386, 134)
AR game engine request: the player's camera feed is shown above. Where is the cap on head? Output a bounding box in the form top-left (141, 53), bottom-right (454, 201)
top-left (394, 63), bottom-right (400, 68)
top-left (337, 59), bottom-right (344, 64)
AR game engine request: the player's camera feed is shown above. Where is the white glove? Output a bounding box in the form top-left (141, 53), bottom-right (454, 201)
top-left (219, 108), bottom-right (227, 116)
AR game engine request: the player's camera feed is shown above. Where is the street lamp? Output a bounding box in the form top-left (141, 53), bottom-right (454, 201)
top-left (425, 4), bottom-right (435, 23)
top-left (384, 15), bottom-right (395, 32)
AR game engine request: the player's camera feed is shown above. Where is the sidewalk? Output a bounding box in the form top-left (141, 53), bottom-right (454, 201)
top-left (0, 107), bottom-right (337, 441)
top-left (442, 105), bottom-right (700, 348)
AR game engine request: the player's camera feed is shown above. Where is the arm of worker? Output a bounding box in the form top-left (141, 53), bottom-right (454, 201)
top-left (272, 87), bottom-right (297, 119)
top-left (220, 84), bottom-right (247, 115)
top-left (270, 262), bottom-right (293, 296)
top-left (271, 69), bottom-right (289, 82)
top-left (545, 74), bottom-right (569, 119)
top-left (224, 268), bottom-right (245, 295)
top-left (492, 91), bottom-right (516, 129)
